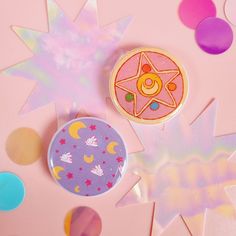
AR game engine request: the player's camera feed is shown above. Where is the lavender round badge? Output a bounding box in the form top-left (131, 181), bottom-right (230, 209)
top-left (48, 117), bottom-right (127, 196)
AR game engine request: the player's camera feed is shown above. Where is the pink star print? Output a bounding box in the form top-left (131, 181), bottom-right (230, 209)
top-left (89, 125), bottom-right (96, 131)
top-left (107, 182), bottom-right (113, 189)
top-left (116, 157), bottom-right (123, 163)
top-left (66, 172), bottom-right (73, 179)
top-left (85, 179), bottom-right (92, 186)
top-left (59, 138), bottom-right (66, 145)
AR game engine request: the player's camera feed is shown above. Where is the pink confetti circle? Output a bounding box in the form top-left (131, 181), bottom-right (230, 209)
top-left (195, 17), bottom-right (234, 54)
top-left (224, 0), bottom-right (236, 26)
top-left (179, 0), bottom-right (216, 29)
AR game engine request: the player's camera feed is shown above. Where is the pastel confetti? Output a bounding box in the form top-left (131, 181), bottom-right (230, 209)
top-left (65, 206), bottom-right (102, 236)
top-left (224, 0), bottom-right (236, 26)
top-left (195, 17), bottom-right (234, 54)
top-left (0, 172), bottom-right (25, 211)
top-left (5, 127), bottom-right (42, 165)
top-left (178, 0), bottom-right (216, 29)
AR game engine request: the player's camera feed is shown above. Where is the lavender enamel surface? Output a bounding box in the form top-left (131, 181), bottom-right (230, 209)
top-left (48, 118), bottom-right (127, 196)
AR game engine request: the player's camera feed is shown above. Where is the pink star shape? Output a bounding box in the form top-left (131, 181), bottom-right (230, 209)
top-left (66, 172), bottom-right (73, 179)
top-left (116, 52), bottom-right (179, 116)
top-left (89, 125), bottom-right (96, 131)
top-left (107, 181), bottom-right (113, 189)
top-left (116, 157), bottom-right (124, 163)
top-left (59, 138), bottom-right (66, 145)
top-left (85, 179), bottom-right (92, 186)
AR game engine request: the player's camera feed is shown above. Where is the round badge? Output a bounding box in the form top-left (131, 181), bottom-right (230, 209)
top-left (48, 117), bottom-right (127, 196)
top-left (110, 47), bottom-right (188, 124)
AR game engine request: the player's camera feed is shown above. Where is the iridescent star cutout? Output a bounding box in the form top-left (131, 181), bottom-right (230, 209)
top-left (115, 52), bottom-right (180, 116)
top-left (4, 0), bottom-right (131, 121)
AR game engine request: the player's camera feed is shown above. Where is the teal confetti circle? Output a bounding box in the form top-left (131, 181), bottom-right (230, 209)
top-left (0, 172), bottom-right (25, 211)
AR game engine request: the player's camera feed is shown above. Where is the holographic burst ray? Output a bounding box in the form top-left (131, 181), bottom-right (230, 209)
top-left (5, 0), bottom-right (131, 119)
top-left (203, 209), bottom-right (236, 236)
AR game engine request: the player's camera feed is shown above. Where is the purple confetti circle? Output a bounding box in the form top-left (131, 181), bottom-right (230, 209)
top-left (48, 117), bottom-right (127, 196)
top-left (195, 17), bottom-right (234, 54)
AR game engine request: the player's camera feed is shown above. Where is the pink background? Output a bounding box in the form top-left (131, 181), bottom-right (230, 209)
top-left (1, 0), bottom-right (236, 236)
top-left (1, 0), bottom-right (236, 136)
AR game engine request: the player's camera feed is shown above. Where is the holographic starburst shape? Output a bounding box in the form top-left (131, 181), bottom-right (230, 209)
top-left (4, 0), bottom-right (130, 119)
top-left (121, 103), bottom-right (236, 236)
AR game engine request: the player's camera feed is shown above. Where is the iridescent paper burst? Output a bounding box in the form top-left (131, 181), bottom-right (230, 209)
top-left (4, 0), bottom-right (130, 120)
top-left (123, 103), bottom-right (236, 235)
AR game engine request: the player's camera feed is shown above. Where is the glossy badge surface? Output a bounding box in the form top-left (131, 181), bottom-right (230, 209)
top-left (48, 117), bottom-right (127, 196)
top-left (110, 47), bottom-right (188, 124)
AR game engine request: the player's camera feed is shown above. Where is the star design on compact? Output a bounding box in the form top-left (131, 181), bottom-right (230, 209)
top-left (115, 52), bottom-right (180, 117)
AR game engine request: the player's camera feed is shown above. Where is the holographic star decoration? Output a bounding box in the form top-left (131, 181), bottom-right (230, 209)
top-left (120, 103), bottom-right (236, 236)
top-left (4, 0), bottom-right (130, 119)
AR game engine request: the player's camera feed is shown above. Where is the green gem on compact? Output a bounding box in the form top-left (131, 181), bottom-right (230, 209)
top-left (125, 93), bottom-right (134, 102)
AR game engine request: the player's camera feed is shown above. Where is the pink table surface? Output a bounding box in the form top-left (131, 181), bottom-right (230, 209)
top-left (1, 0), bottom-right (236, 236)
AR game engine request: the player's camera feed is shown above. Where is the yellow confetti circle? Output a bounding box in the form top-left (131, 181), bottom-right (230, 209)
top-left (5, 127), bottom-right (42, 165)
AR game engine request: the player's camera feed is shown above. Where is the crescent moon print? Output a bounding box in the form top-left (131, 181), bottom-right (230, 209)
top-left (110, 48), bottom-right (188, 124)
top-left (74, 185), bottom-right (80, 193)
top-left (52, 166), bottom-right (64, 180)
top-left (106, 141), bottom-right (119, 155)
top-left (68, 121), bottom-right (87, 139)
top-left (48, 118), bottom-right (127, 196)
top-left (137, 73), bottom-right (162, 97)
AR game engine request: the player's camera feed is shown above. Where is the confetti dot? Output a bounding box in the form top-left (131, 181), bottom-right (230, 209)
top-left (142, 64), bottom-right (151, 73)
top-left (125, 93), bottom-right (134, 102)
top-left (65, 207), bottom-right (102, 236)
top-left (195, 17), bottom-right (233, 54)
top-left (179, 0), bottom-right (216, 29)
top-left (150, 102), bottom-right (159, 111)
top-left (168, 82), bottom-right (177, 91)
top-left (0, 172), bottom-right (25, 211)
top-left (5, 127), bottom-right (42, 165)
top-left (224, 0), bottom-right (236, 26)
